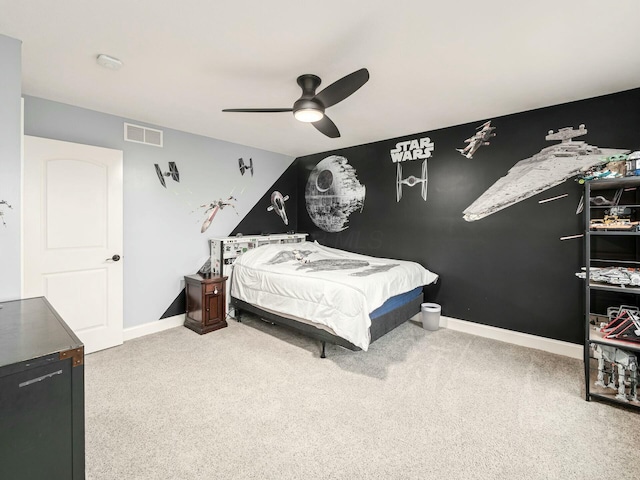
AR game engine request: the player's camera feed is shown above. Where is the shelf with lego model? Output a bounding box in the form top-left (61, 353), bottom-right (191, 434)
top-left (588, 231), bottom-right (640, 236)
top-left (583, 177), bottom-right (640, 408)
top-left (586, 355), bottom-right (640, 409)
top-left (588, 315), bottom-right (640, 353)
top-left (591, 258), bottom-right (640, 265)
top-left (590, 204), bottom-right (640, 209)
top-left (588, 283), bottom-right (640, 294)
top-left (589, 176), bottom-right (640, 191)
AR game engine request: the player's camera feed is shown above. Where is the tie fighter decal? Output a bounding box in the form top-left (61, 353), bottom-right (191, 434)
top-left (396, 160), bottom-right (427, 202)
top-left (154, 162), bottom-right (180, 188)
top-left (239, 157), bottom-right (254, 176)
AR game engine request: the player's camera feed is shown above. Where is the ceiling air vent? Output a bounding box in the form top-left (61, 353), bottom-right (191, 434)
top-left (124, 123), bottom-right (163, 147)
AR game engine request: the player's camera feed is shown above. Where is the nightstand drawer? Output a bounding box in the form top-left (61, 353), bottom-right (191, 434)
top-left (204, 282), bottom-right (221, 294)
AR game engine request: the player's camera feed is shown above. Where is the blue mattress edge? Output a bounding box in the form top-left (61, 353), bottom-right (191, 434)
top-left (370, 286), bottom-right (423, 319)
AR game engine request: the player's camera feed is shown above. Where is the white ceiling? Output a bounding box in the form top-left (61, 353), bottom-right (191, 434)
top-left (1, 0), bottom-right (639, 157)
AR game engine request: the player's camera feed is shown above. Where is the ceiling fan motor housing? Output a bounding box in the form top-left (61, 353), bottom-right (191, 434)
top-left (293, 74), bottom-right (325, 117)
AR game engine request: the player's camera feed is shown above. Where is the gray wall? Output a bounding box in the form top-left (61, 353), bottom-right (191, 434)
top-left (0, 35), bottom-right (22, 302)
top-left (24, 96), bottom-right (294, 328)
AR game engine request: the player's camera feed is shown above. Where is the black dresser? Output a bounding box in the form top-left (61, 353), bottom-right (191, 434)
top-left (0, 297), bottom-right (85, 480)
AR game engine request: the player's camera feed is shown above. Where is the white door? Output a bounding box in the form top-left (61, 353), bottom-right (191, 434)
top-left (23, 136), bottom-right (124, 354)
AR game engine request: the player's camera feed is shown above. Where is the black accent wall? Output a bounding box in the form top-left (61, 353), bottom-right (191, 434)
top-left (295, 88), bottom-right (640, 344)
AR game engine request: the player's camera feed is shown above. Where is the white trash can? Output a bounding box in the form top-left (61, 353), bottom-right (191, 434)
top-left (421, 303), bottom-right (441, 331)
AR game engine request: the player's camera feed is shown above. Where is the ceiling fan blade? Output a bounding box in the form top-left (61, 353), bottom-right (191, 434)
top-left (222, 108), bottom-right (293, 113)
top-left (314, 68), bottom-right (369, 108)
top-left (312, 115), bottom-right (340, 138)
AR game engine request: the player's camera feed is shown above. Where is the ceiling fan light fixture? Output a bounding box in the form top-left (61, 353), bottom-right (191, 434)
top-left (294, 108), bottom-right (324, 123)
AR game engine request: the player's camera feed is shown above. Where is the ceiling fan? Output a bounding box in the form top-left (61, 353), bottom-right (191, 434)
top-left (222, 68), bottom-right (369, 138)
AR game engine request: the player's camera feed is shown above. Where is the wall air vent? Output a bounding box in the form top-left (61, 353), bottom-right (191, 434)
top-left (124, 123), bottom-right (163, 147)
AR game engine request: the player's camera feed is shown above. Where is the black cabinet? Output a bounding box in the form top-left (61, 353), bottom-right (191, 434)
top-left (0, 297), bottom-right (84, 480)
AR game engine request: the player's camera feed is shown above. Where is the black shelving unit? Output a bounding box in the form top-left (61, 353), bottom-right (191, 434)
top-left (584, 177), bottom-right (640, 410)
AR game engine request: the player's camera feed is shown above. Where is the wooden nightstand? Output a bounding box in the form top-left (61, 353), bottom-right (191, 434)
top-left (184, 274), bottom-right (228, 334)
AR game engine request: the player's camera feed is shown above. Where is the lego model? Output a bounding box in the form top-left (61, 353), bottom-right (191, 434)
top-left (579, 155), bottom-right (629, 183)
top-left (576, 266), bottom-right (640, 287)
top-left (626, 151), bottom-right (640, 176)
top-left (396, 160), bottom-right (427, 202)
top-left (600, 306), bottom-right (640, 344)
top-left (593, 344), bottom-right (638, 402)
top-left (589, 188), bottom-right (624, 206)
top-left (590, 207), bottom-right (640, 231)
top-left (199, 196), bottom-right (238, 233)
top-left (606, 304), bottom-right (640, 321)
top-left (266, 191), bottom-right (290, 225)
top-left (154, 162), bottom-right (180, 188)
top-left (463, 125), bottom-right (629, 221)
top-left (239, 157), bottom-right (254, 176)
top-left (0, 199), bottom-right (12, 227)
top-left (456, 120), bottom-right (496, 159)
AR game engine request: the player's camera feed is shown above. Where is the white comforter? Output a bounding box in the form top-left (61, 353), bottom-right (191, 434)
top-left (230, 241), bottom-right (438, 350)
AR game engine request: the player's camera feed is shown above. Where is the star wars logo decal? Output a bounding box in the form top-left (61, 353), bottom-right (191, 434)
top-left (390, 137), bottom-right (434, 203)
top-left (390, 137), bottom-right (434, 163)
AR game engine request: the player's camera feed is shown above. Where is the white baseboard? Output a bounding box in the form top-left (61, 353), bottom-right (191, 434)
top-left (123, 314), bottom-right (185, 341)
top-left (123, 313), bottom-right (583, 360)
top-left (440, 315), bottom-right (583, 359)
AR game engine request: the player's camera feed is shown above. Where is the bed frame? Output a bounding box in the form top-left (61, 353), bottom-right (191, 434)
top-left (230, 292), bottom-right (423, 358)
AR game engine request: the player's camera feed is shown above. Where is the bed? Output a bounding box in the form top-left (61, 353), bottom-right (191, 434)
top-left (229, 241), bottom-right (438, 356)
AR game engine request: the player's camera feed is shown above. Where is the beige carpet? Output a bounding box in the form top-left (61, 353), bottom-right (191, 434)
top-left (85, 314), bottom-right (640, 479)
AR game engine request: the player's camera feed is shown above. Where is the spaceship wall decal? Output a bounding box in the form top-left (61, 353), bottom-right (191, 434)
top-left (305, 155), bottom-right (365, 232)
top-left (154, 162), bottom-right (180, 188)
top-left (463, 124), bottom-right (629, 222)
top-left (396, 161), bottom-right (428, 202)
top-left (1, 199), bottom-right (13, 227)
top-left (199, 196), bottom-right (238, 233)
top-left (456, 121), bottom-right (496, 159)
top-left (267, 191), bottom-right (290, 225)
top-left (239, 157), bottom-right (253, 176)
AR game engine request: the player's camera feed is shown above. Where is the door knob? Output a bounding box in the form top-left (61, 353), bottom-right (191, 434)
top-left (106, 254), bottom-right (121, 262)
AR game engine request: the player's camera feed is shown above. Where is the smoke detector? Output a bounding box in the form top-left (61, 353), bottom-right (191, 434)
top-left (96, 54), bottom-right (123, 70)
